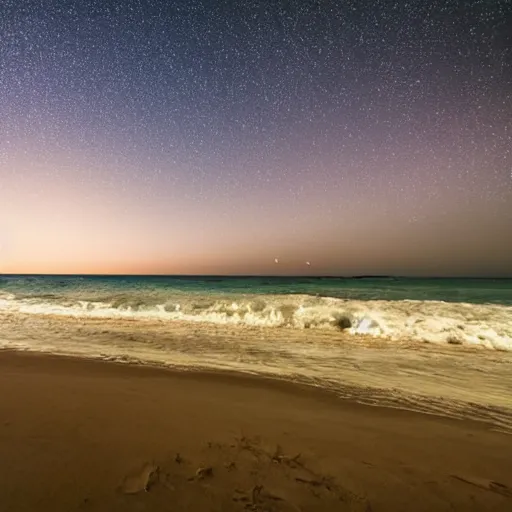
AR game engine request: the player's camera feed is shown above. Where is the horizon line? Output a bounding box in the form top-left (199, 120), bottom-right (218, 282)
top-left (1, 273), bottom-right (511, 279)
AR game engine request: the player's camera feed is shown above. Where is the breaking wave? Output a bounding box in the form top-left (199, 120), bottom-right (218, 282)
top-left (1, 291), bottom-right (511, 350)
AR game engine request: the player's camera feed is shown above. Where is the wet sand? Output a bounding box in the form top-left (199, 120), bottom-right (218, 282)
top-left (2, 312), bottom-right (512, 433)
top-left (1, 350), bottom-right (511, 511)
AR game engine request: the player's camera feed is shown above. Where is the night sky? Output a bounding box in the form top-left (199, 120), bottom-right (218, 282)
top-left (1, 0), bottom-right (511, 276)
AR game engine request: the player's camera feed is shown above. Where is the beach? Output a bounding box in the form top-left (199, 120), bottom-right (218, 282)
top-left (1, 350), bottom-right (512, 511)
top-left (1, 275), bottom-right (512, 510)
top-left (2, 310), bottom-right (512, 433)
top-left (2, 0), bottom-right (511, 504)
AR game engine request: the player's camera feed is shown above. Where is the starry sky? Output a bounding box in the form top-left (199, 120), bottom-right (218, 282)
top-left (1, 0), bottom-right (511, 276)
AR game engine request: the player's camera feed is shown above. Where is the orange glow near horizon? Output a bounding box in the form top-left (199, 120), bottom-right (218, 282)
top-left (2, 149), bottom-right (511, 277)
top-left (1, 1), bottom-right (511, 277)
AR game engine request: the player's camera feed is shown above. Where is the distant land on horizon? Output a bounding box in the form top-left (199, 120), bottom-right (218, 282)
top-left (1, 273), bottom-right (511, 280)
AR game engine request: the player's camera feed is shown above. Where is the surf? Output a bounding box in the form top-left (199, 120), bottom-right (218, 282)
top-left (1, 291), bottom-right (511, 350)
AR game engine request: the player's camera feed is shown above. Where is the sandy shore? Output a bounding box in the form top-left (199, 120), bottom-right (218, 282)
top-left (1, 351), bottom-right (511, 511)
top-left (2, 312), bottom-right (512, 433)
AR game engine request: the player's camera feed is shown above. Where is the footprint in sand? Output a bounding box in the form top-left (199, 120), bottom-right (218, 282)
top-left (120, 463), bottom-right (159, 494)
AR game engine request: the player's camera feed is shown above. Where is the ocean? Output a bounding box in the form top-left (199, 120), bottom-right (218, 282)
top-left (1, 274), bottom-right (512, 432)
top-left (1, 275), bottom-right (511, 349)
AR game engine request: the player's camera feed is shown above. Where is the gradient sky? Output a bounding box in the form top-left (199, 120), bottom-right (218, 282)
top-left (1, 0), bottom-right (511, 276)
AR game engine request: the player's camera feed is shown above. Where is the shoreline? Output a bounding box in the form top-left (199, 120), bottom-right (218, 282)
top-left (0, 348), bottom-right (498, 429)
top-left (1, 350), bottom-right (512, 511)
top-left (3, 316), bottom-right (512, 435)
top-left (1, 346), bottom-right (508, 427)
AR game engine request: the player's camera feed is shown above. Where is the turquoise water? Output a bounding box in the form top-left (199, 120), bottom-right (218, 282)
top-left (1, 275), bottom-right (512, 350)
top-left (1, 275), bottom-right (512, 305)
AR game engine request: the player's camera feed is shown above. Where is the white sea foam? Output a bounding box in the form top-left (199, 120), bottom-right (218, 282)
top-left (1, 291), bottom-right (511, 350)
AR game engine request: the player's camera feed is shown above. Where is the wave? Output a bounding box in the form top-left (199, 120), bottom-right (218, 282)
top-left (0, 291), bottom-right (511, 350)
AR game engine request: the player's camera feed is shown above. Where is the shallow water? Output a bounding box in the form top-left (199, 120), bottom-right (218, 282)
top-left (1, 311), bottom-right (511, 433)
top-left (1, 275), bottom-right (512, 350)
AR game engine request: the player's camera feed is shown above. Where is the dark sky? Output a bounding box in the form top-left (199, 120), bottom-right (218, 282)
top-left (1, 0), bottom-right (511, 276)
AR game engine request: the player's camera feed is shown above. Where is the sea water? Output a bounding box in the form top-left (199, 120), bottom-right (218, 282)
top-left (1, 275), bottom-right (511, 349)
top-left (1, 275), bottom-right (512, 432)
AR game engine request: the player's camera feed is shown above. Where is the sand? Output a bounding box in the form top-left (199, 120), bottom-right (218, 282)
top-left (0, 351), bottom-right (511, 511)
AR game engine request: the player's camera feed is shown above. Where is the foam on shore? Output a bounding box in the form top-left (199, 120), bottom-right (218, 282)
top-left (1, 291), bottom-right (511, 350)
